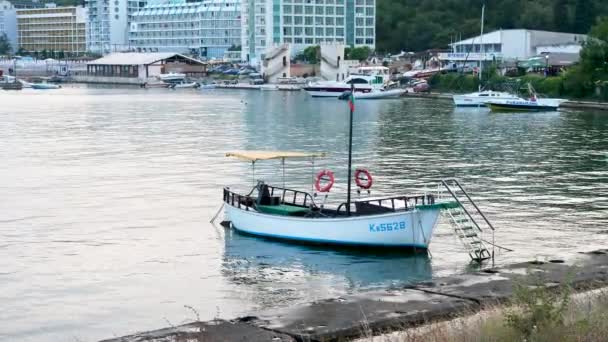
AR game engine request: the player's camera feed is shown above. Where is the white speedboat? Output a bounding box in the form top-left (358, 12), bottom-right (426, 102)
top-left (453, 90), bottom-right (520, 107)
top-left (304, 66), bottom-right (390, 98)
top-left (159, 72), bottom-right (186, 82)
top-left (486, 97), bottom-right (566, 112)
top-left (169, 81), bottom-right (199, 89)
top-left (31, 82), bottom-right (61, 89)
top-left (340, 88), bottom-right (406, 100)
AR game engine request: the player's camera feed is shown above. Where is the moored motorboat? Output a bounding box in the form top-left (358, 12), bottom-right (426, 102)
top-left (169, 81), bottom-right (199, 89)
top-left (304, 66), bottom-right (390, 98)
top-left (486, 98), bottom-right (565, 112)
top-left (453, 90), bottom-right (520, 107)
top-left (159, 72), bottom-right (186, 82)
top-left (339, 88), bottom-right (406, 100)
top-left (31, 82), bottom-right (61, 89)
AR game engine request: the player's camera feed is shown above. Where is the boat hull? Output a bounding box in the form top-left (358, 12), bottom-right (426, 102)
top-left (486, 98), bottom-right (563, 112)
top-left (224, 205), bottom-right (441, 248)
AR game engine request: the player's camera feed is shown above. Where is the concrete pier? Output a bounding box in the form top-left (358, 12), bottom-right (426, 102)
top-left (103, 249), bottom-right (608, 342)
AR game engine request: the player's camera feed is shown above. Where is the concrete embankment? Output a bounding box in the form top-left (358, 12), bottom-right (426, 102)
top-left (103, 249), bottom-right (608, 342)
top-left (402, 92), bottom-right (608, 111)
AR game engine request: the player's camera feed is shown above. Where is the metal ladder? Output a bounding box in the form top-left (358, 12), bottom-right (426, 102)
top-left (440, 179), bottom-right (495, 262)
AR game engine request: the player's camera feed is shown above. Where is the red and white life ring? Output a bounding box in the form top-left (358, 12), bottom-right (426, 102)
top-left (315, 169), bottom-right (335, 193)
top-left (355, 169), bottom-right (373, 189)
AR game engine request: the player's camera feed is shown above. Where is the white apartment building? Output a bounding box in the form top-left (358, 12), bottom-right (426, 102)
top-left (440, 29), bottom-right (586, 63)
top-left (86, 0), bottom-right (148, 54)
top-left (241, 0), bottom-right (375, 64)
top-left (0, 0), bottom-right (17, 52)
top-left (128, 0), bottom-right (241, 59)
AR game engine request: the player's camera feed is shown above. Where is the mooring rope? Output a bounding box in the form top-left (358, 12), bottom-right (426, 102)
top-left (209, 203), bottom-right (225, 223)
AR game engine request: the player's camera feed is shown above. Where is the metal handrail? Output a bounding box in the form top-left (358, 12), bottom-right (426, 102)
top-left (336, 194), bottom-right (433, 215)
top-left (267, 185), bottom-right (314, 208)
top-left (442, 179), bottom-right (495, 231)
top-left (440, 180), bottom-right (485, 232)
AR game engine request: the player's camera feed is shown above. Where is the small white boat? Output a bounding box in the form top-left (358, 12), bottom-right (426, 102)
top-left (453, 90), bottom-right (520, 107)
top-left (169, 81), bottom-right (199, 89)
top-left (485, 84), bottom-right (567, 112)
top-left (199, 83), bottom-right (216, 89)
top-left (260, 84), bottom-right (279, 91)
top-left (223, 151), bottom-right (448, 249)
top-left (486, 97), bottom-right (566, 112)
top-left (340, 88), bottom-right (406, 100)
top-left (31, 82), bottom-right (61, 89)
top-left (159, 72), bottom-right (186, 82)
top-left (19, 79), bottom-right (32, 88)
top-left (304, 66), bottom-right (391, 98)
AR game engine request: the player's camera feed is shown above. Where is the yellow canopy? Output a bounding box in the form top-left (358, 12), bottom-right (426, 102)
top-left (226, 151), bottom-right (327, 162)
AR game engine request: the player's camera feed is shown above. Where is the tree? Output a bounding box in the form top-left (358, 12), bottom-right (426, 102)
top-left (0, 33), bottom-right (12, 55)
top-left (574, 0), bottom-right (595, 33)
top-left (346, 46), bottom-right (371, 61)
top-left (302, 45), bottom-right (320, 64)
top-left (580, 16), bottom-right (608, 76)
top-left (553, 0), bottom-right (570, 32)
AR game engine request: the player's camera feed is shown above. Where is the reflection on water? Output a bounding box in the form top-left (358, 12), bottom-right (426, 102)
top-left (222, 229), bottom-right (432, 308)
top-left (0, 86), bottom-right (607, 341)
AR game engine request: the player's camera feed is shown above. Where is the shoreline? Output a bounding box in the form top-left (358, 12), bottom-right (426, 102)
top-left (102, 249), bottom-right (608, 342)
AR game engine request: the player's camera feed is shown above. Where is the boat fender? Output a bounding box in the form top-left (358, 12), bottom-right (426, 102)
top-left (355, 169), bottom-right (373, 189)
top-left (315, 170), bottom-right (335, 193)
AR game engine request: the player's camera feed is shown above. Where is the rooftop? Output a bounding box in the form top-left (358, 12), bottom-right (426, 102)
top-left (88, 53), bottom-right (206, 66)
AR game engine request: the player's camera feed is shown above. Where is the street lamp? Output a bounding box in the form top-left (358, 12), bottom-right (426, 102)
top-left (545, 54), bottom-right (549, 77)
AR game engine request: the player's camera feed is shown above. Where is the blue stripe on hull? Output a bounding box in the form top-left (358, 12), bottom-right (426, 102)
top-left (231, 224), bottom-right (429, 249)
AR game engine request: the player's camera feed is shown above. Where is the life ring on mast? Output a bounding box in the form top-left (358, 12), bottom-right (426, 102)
top-left (355, 169), bottom-right (373, 189)
top-left (315, 170), bottom-right (335, 193)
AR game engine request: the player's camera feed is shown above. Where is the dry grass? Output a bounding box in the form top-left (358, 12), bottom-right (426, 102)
top-left (357, 287), bottom-right (608, 342)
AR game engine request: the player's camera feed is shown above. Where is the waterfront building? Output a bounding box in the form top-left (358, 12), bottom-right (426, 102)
top-left (128, 0), bottom-right (241, 59)
top-left (83, 52), bottom-right (206, 83)
top-left (440, 29), bottom-right (587, 64)
top-left (0, 0), bottom-right (17, 52)
top-left (86, 0), bottom-right (148, 54)
top-left (16, 4), bottom-right (87, 56)
top-left (241, 0), bottom-right (376, 64)
top-left (9, 0), bottom-right (46, 9)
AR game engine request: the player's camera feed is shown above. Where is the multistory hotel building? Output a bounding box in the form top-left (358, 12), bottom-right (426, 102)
top-left (0, 0), bottom-right (17, 52)
top-left (16, 5), bottom-right (87, 55)
top-left (86, 0), bottom-right (148, 54)
top-left (241, 0), bottom-right (375, 63)
top-left (128, 0), bottom-right (241, 59)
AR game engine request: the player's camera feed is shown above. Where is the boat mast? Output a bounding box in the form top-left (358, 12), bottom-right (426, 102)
top-left (346, 83), bottom-right (354, 216)
top-left (478, 4), bottom-right (485, 91)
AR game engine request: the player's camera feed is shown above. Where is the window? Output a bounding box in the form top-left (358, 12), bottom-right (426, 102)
top-left (315, 6), bottom-right (323, 15)
top-left (326, 6), bottom-right (334, 15)
top-left (294, 16), bottom-right (302, 24)
top-left (284, 15), bottom-right (292, 24)
top-left (294, 5), bottom-right (302, 14)
top-left (326, 28), bottom-right (334, 36)
top-left (356, 18), bottom-right (363, 26)
top-left (305, 6), bottom-right (313, 14)
top-left (305, 16), bottom-right (312, 25)
top-left (366, 7), bottom-right (373, 15)
top-left (315, 27), bottom-right (323, 35)
top-left (305, 37), bottom-right (313, 44)
top-left (365, 28), bottom-right (373, 36)
top-left (336, 28), bottom-right (344, 36)
top-left (305, 27), bottom-right (312, 35)
top-left (326, 17), bottom-right (333, 25)
top-left (283, 5), bottom-right (292, 13)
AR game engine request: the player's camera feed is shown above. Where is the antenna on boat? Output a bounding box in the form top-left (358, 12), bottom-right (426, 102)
top-left (346, 82), bottom-right (355, 216)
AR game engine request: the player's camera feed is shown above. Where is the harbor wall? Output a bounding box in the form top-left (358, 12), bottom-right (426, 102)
top-left (101, 249), bottom-right (608, 342)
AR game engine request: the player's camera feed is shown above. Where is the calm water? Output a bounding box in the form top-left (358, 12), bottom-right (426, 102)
top-left (1, 86), bottom-right (607, 341)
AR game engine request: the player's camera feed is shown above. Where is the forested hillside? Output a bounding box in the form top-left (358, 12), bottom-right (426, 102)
top-left (376, 0), bottom-right (608, 53)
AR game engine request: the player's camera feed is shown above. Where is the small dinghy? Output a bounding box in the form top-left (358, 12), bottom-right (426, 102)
top-left (218, 84), bottom-right (502, 261)
top-left (31, 82), bottom-right (61, 89)
top-left (169, 81), bottom-right (199, 89)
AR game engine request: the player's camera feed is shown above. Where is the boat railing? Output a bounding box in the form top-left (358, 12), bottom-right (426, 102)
top-left (223, 187), bottom-right (254, 211)
top-left (224, 186), bottom-right (315, 210)
top-left (267, 185), bottom-right (315, 208)
top-left (336, 194), bottom-right (435, 215)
